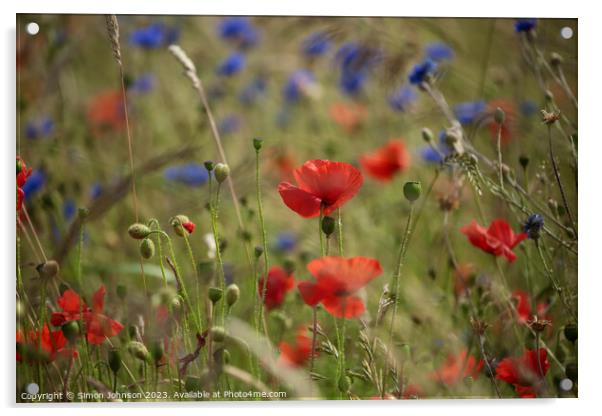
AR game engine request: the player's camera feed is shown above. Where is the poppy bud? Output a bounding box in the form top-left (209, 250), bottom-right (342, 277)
top-left (204, 160), bottom-right (214, 172)
top-left (550, 52), bottom-right (563, 67)
top-left (253, 137), bottom-right (263, 151)
top-left (210, 326), bottom-right (227, 343)
top-left (421, 127), bottom-right (434, 143)
top-left (62, 321), bottom-right (80, 343)
top-left (321, 216), bottom-right (336, 236)
top-left (225, 284), bottom-right (240, 307)
top-left (36, 260), bottom-right (60, 280)
top-left (338, 374), bottom-right (351, 393)
top-left (128, 223), bottom-right (151, 239)
top-left (254, 246), bottom-right (264, 258)
top-left (78, 207), bottom-right (89, 220)
top-left (214, 163), bottom-right (230, 184)
top-left (403, 181), bottom-right (422, 202)
top-left (519, 155), bottom-right (530, 169)
top-left (150, 340), bottom-right (164, 364)
top-left (564, 324), bottom-right (577, 343)
top-left (170, 215), bottom-right (191, 237)
top-left (139, 238), bottom-right (155, 259)
top-left (108, 348), bottom-right (122, 374)
top-left (128, 341), bottom-right (150, 362)
top-left (116, 284), bottom-right (127, 300)
top-left (565, 362), bottom-right (577, 382)
top-left (208, 287), bottom-right (223, 304)
top-left (494, 107), bottom-right (505, 125)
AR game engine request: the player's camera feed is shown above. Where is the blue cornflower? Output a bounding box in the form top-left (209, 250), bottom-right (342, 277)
top-left (425, 42), bottom-right (454, 61)
top-left (273, 232), bottom-right (297, 252)
top-left (339, 70), bottom-right (367, 96)
top-left (164, 163), bottom-right (209, 187)
top-left (239, 77), bottom-right (267, 105)
top-left (218, 17), bottom-right (259, 49)
top-left (283, 69), bottom-right (316, 103)
top-left (218, 114), bottom-right (242, 136)
top-left (302, 31), bottom-right (331, 57)
top-left (21, 170), bottom-right (45, 200)
top-left (217, 52), bottom-right (246, 76)
top-left (335, 42), bottom-right (382, 96)
top-left (523, 214), bottom-right (544, 240)
top-left (388, 85), bottom-right (417, 112)
top-left (63, 199), bottom-right (76, 221)
top-left (519, 100), bottom-right (538, 117)
top-left (129, 22), bottom-right (178, 48)
top-left (25, 117), bottom-right (54, 140)
top-left (129, 73), bottom-right (155, 94)
top-left (408, 59), bottom-right (437, 85)
top-left (420, 130), bottom-right (451, 163)
top-left (90, 183), bottom-right (103, 200)
top-left (515, 19), bottom-right (537, 33)
top-left (453, 100), bottom-right (487, 124)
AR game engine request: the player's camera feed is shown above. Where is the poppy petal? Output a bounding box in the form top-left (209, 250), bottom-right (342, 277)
top-left (322, 295), bottom-right (365, 318)
top-left (278, 182), bottom-right (322, 218)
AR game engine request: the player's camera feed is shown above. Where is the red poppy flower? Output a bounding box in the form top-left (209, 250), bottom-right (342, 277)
top-left (512, 290), bottom-right (551, 325)
top-left (430, 349), bottom-right (484, 386)
top-left (298, 256), bottom-right (382, 319)
top-left (402, 384), bottom-right (424, 399)
top-left (50, 286), bottom-right (124, 345)
top-left (87, 90), bottom-right (125, 137)
top-left (360, 139), bottom-right (411, 182)
top-left (278, 328), bottom-right (312, 367)
top-left (329, 102), bottom-right (368, 134)
top-left (258, 266), bottom-right (295, 311)
top-left (496, 348), bottom-right (549, 398)
top-left (16, 324), bottom-right (76, 363)
top-left (17, 156), bottom-right (32, 213)
top-left (460, 219), bottom-right (527, 262)
top-left (278, 160), bottom-right (363, 218)
top-left (487, 99), bottom-right (517, 145)
top-left (182, 221), bottom-right (195, 234)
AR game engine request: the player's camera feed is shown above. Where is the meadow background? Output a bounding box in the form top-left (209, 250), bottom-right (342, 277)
top-left (16, 15), bottom-right (577, 401)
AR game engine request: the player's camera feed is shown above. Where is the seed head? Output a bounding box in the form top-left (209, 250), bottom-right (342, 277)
top-left (253, 137), bottom-right (263, 151)
top-left (494, 107), bottom-right (505, 125)
top-left (108, 348), bottom-right (122, 374)
top-left (403, 181), bottom-right (422, 202)
top-left (208, 287), bottom-right (223, 304)
top-left (36, 260), bottom-right (60, 280)
top-left (321, 216), bottom-right (336, 236)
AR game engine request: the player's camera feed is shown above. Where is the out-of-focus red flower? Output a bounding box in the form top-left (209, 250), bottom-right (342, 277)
top-left (329, 102), bottom-right (368, 134)
top-left (460, 219), bottom-right (527, 262)
top-left (278, 160), bottom-right (363, 218)
top-left (16, 156), bottom-right (32, 214)
top-left (258, 266), bottom-right (295, 311)
top-left (430, 350), bottom-right (484, 386)
top-left (268, 151), bottom-right (296, 182)
top-left (50, 286), bottom-right (124, 345)
top-left (512, 290), bottom-right (551, 325)
top-left (369, 393), bottom-right (396, 400)
top-left (402, 384), bottom-right (424, 399)
top-left (496, 348), bottom-right (549, 398)
top-left (87, 90), bottom-right (125, 137)
top-left (16, 324), bottom-right (77, 363)
top-left (298, 256), bottom-right (382, 319)
top-left (487, 99), bottom-right (517, 145)
top-left (360, 139), bottom-right (411, 182)
top-left (182, 221), bottom-right (195, 234)
top-left (278, 327), bottom-right (312, 367)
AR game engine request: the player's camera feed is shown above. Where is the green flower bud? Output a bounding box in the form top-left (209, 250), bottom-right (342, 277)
top-left (151, 340), bottom-right (165, 364)
top-left (564, 324), bottom-right (577, 343)
top-left (204, 160), bottom-right (214, 172)
top-left (139, 238), bottom-right (155, 259)
top-left (494, 107), bottom-right (505, 125)
top-left (253, 137), bottom-right (263, 151)
top-left (36, 260), bottom-right (60, 280)
top-left (128, 223), bottom-right (151, 239)
top-left (254, 246), bottom-right (264, 258)
top-left (116, 284), bottom-right (127, 300)
top-left (128, 341), bottom-right (151, 362)
top-left (214, 163), bottom-right (230, 184)
top-left (108, 348), bottom-right (122, 374)
top-left (170, 214), bottom-right (193, 237)
top-left (403, 181), bottom-right (422, 202)
top-left (225, 284), bottom-right (240, 307)
top-left (210, 326), bottom-right (227, 343)
top-left (338, 374), bottom-right (351, 393)
top-left (208, 287), bottom-right (223, 304)
top-left (321, 216), bottom-right (336, 236)
top-left (421, 127), bottom-right (434, 143)
top-left (61, 321), bottom-right (80, 343)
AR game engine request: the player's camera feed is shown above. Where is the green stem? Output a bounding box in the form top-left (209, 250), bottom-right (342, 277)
top-left (255, 148), bottom-right (271, 336)
top-left (210, 184), bottom-right (227, 326)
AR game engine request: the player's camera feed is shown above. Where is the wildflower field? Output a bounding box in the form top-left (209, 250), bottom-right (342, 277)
top-left (16, 15), bottom-right (578, 402)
